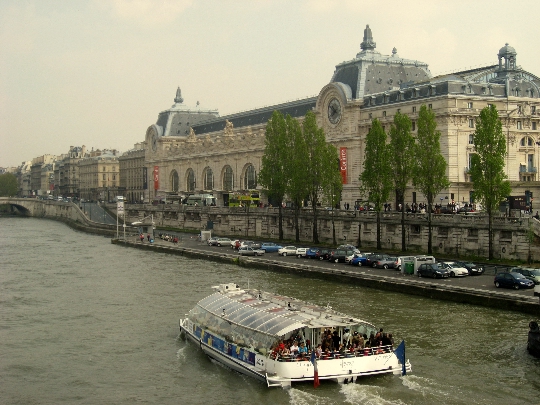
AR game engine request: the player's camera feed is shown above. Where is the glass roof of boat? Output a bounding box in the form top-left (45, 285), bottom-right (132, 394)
top-left (195, 286), bottom-right (374, 338)
top-left (197, 292), bottom-right (308, 337)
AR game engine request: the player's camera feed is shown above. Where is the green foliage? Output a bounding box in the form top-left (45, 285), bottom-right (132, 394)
top-left (389, 112), bottom-right (415, 201)
top-left (259, 111), bottom-right (289, 203)
top-left (359, 119), bottom-right (393, 211)
top-left (0, 173), bottom-right (18, 197)
top-left (470, 105), bottom-right (511, 260)
top-left (412, 105), bottom-right (450, 204)
top-left (470, 105), bottom-right (511, 214)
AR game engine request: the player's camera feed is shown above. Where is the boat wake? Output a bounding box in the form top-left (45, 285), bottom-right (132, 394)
top-left (340, 383), bottom-right (405, 405)
top-left (176, 346), bottom-right (188, 361)
top-left (287, 388), bottom-right (334, 405)
top-left (401, 374), bottom-right (450, 400)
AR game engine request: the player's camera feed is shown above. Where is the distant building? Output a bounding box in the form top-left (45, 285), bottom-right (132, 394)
top-left (119, 143), bottom-right (146, 203)
top-left (78, 150), bottom-right (120, 202)
top-left (143, 25), bottom-right (540, 207)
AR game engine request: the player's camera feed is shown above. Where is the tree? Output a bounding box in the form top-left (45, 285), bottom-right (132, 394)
top-left (359, 119), bottom-right (393, 250)
top-left (412, 105), bottom-right (450, 254)
top-left (302, 110), bottom-right (340, 244)
top-left (389, 112), bottom-right (415, 251)
top-left (0, 173), bottom-right (18, 197)
top-left (259, 111), bottom-right (289, 240)
top-left (469, 105), bottom-right (511, 260)
top-left (321, 165), bottom-right (343, 246)
top-left (285, 115), bottom-right (309, 242)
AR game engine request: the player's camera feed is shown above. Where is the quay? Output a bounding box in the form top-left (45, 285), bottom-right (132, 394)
top-left (112, 235), bottom-right (540, 317)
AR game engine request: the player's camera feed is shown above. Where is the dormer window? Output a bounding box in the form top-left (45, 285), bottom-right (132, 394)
top-left (467, 102), bottom-right (473, 109)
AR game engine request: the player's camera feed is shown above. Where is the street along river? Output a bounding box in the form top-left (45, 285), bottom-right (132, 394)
top-left (1, 217), bottom-right (539, 405)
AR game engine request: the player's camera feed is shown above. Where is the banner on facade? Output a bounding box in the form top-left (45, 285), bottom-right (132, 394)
top-left (142, 167), bottom-right (148, 190)
top-left (153, 166), bottom-right (159, 190)
top-left (339, 147), bottom-right (347, 184)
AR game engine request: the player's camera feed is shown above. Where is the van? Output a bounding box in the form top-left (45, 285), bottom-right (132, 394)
top-left (185, 194), bottom-right (216, 206)
top-left (115, 196), bottom-right (124, 202)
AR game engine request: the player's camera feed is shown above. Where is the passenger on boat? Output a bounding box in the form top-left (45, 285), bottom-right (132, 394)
top-left (315, 344), bottom-right (322, 358)
top-left (332, 331), bottom-right (341, 350)
top-left (290, 341), bottom-right (299, 356)
top-left (381, 333), bottom-right (392, 346)
top-left (298, 342), bottom-right (308, 356)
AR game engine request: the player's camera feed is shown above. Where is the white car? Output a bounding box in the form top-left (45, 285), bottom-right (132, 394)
top-left (238, 246), bottom-right (265, 256)
top-left (278, 246), bottom-right (297, 256)
top-left (295, 248), bottom-right (308, 258)
top-left (440, 262), bottom-right (469, 277)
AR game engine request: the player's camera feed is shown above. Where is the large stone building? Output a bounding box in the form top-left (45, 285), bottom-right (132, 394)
top-left (145, 25), bottom-right (539, 207)
top-left (119, 143), bottom-right (146, 203)
top-left (79, 150), bottom-right (120, 202)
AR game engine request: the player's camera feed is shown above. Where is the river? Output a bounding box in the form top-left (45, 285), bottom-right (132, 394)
top-left (1, 217), bottom-right (539, 405)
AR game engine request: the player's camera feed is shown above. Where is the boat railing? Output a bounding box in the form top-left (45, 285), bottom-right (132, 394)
top-left (271, 345), bottom-right (394, 362)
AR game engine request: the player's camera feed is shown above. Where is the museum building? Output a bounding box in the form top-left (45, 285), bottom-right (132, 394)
top-left (144, 25), bottom-right (540, 207)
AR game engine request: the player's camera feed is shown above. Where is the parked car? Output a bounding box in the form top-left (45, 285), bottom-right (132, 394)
top-left (260, 242), bottom-right (283, 253)
top-left (510, 268), bottom-right (540, 285)
top-left (373, 256), bottom-right (398, 269)
top-left (207, 236), bottom-right (219, 246)
top-left (338, 244), bottom-right (359, 251)
top-left (238, 246), bottom-right (265, 256)
top-left (329, 249), bottom-right (355, 263)
top-left (305, 248), bottom-right (320, 259)
top-left (365, 253), bottom-right (390, 267)
top-left (315, 248), bottom-right (331, 261)
top-left (351, 253), bottom-right (371, 267)
top-left (494, 272), bottom-right (535, 289)
top-left (296, 248), bottom-right (309, 258)
top-left (453, 261), bottom-right (484, 275)
top-left (214, 237), bottom-right (231, 246)
top-left (240, 241), bottom-right (261, 249)
top-left (278, 246), bottom-right (297, 256)
top-left (417, 263), bottom-right (450, 278)
top-left (440, 262), bottom-right (469, 277)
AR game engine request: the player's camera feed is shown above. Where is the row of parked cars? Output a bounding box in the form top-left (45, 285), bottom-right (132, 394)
top-left (205, 236), bottom-right (540, 290)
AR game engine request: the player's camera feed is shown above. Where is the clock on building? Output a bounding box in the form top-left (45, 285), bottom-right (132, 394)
top-left (328, 98), bottom-right (342, 125)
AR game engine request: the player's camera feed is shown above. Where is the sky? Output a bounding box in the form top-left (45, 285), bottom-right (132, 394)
top-left (1, 0), bottom-right (538, 168)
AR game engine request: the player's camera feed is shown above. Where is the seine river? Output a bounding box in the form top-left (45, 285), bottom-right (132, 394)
top-left (1, 217), bottom-right (539, 405)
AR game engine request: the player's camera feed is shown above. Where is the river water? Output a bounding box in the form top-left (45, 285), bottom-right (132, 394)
top-left (1, 217), bottom-right (539, 405)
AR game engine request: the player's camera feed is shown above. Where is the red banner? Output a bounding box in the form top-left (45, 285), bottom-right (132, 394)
top-left (339, 147), bottom-right (347, 184)
top-left (153, 166), bottom-right (159, 190)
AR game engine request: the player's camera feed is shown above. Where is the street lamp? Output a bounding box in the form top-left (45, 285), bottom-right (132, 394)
top-left (132, 214), bottom-right (155, 242)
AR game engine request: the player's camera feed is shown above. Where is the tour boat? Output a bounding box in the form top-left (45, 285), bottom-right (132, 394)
top-left (528, 320), bottom-right (540, 358)
top-left (179, 283), bottom-right (411, 388)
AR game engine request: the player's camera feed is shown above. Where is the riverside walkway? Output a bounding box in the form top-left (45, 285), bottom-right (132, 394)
top-left (113, 234), bottom-right (540, 316)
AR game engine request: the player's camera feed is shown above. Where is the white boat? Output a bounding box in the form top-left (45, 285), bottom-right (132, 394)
top-left (179, 283), bottom-right (411, 388)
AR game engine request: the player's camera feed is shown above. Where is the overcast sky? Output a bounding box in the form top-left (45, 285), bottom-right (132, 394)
top-left (1, 0), bottom-right (538, 168)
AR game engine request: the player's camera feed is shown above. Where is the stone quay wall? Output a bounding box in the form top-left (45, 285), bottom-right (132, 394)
top-left (124, 204), bottom-right (540, 262)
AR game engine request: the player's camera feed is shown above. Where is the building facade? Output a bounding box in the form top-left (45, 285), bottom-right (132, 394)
top-left (143, 25), bottom-right (539, 207)
top-left (78, 150), bottom-right (120, 202)
top-left (119, 143), bottom-right (146, 203)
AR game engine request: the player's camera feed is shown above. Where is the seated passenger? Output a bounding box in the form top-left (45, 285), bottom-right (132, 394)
top-left (290, 341), bottom-right (299, 355)
top-left (298, 342), bottom-right (308, 356)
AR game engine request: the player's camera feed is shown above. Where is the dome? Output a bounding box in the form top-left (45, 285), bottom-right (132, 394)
top-left (498, 43), bottom-right (516, 56)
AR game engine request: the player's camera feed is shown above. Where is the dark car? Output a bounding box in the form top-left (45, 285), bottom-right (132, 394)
top-left (365, 253), bottom-right (389, 267)
top-left (494, 272), bottom-right (535, 289)
top-left (373, 256), bottom-right (398, 269)
top-left (329, 249), bottom-right (355, 263)
top-left (316, 248), bottom-right (331, 261)
top-left (510, 267), bottom-right (540, 285)
top-left (454, 261), bottom-right (485, 276)
top-left (417, 263), bottom-right (450, 278)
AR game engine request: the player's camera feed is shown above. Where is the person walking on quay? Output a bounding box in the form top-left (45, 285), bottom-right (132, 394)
top-left (139, 233), bottom-right (144, 243)
top-left (147, 233), bottom-right (151, 242)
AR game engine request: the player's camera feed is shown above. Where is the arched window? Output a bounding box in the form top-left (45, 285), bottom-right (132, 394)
top-left (203, 167), bottom-right (213, 190)
top-left (243, 164), bottom-right (257, 190)
top-left (170, 170), bottom-right (179, 192)
top-left (186, 169), bottom-right (195, 192)
top-left (520, 136), bottom-right (533, 147)
top-left (223, 165), bottom-right (234, 191)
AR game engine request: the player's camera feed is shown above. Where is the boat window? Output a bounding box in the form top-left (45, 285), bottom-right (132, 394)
top-left (198, 293), bottom-right (227, 308)
top-left (243, 312), bottom-right (275, 329)
top-left (203, 296), bottom-right (233, 312)
top-left (263, 318), bottom-right (297, 335)
top-left (227, 307), bottom-right (259, 323)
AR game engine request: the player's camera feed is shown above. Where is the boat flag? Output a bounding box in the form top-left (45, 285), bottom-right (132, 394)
top-left (394, 340), bottom-right (406, 376)
top-left (310, 350), bottom-right (320, 388)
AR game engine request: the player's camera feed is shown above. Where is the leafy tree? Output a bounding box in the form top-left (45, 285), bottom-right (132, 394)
top-left (302, 110), bottom-right (340, 244)
top-left (321, 166), bottom-right (343, 246)
top-left (359, 119), bottom-right (393, 249)
top-left (259, 111), bottom-right (289, 240)
top-left (412, 105), bottom-right (450, 254)
top-left (0, 173), bottom-right (18, 197)
top-left (389, 112), bottom-right (415, 251)
top-left (285, 115), bottom-right (309, 242)
top-left (469, 105), bottom-right (511, 260)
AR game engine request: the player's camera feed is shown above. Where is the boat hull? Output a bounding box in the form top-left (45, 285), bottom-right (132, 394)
top-left (180, 319), bottom-right (411, 388)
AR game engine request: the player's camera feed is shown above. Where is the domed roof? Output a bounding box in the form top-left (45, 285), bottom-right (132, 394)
top-left (498, 43), bottom-right (516, 56)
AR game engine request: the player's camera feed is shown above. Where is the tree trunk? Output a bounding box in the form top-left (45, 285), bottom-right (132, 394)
top-left (278, 203), bottom-right (283, 241)
top-left (488, 209), bottom-right (493, 260)
top-left (294, 206), bottom-right (300, 242)
top-left (427, 195), bottom-right (433, 254)
top-left (376, 210), bottom-right (381, 250)
top-left (357, 221), bottom-right (362, 248)
top-left (312, 197), bottom-right (319, 244)
top-left (401, 194), bottom-right (406, 252)
top-left (332, 209), bottom-right (336, 246)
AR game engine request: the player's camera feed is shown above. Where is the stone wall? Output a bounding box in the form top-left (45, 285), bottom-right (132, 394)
top-left (124, 204), bottom-right (540, 261)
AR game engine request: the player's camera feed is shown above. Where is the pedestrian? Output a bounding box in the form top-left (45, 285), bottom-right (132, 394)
top-left (147, 233), bottom-right (151, 242)
top-left (140, 233), bottom-right (144, 243)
